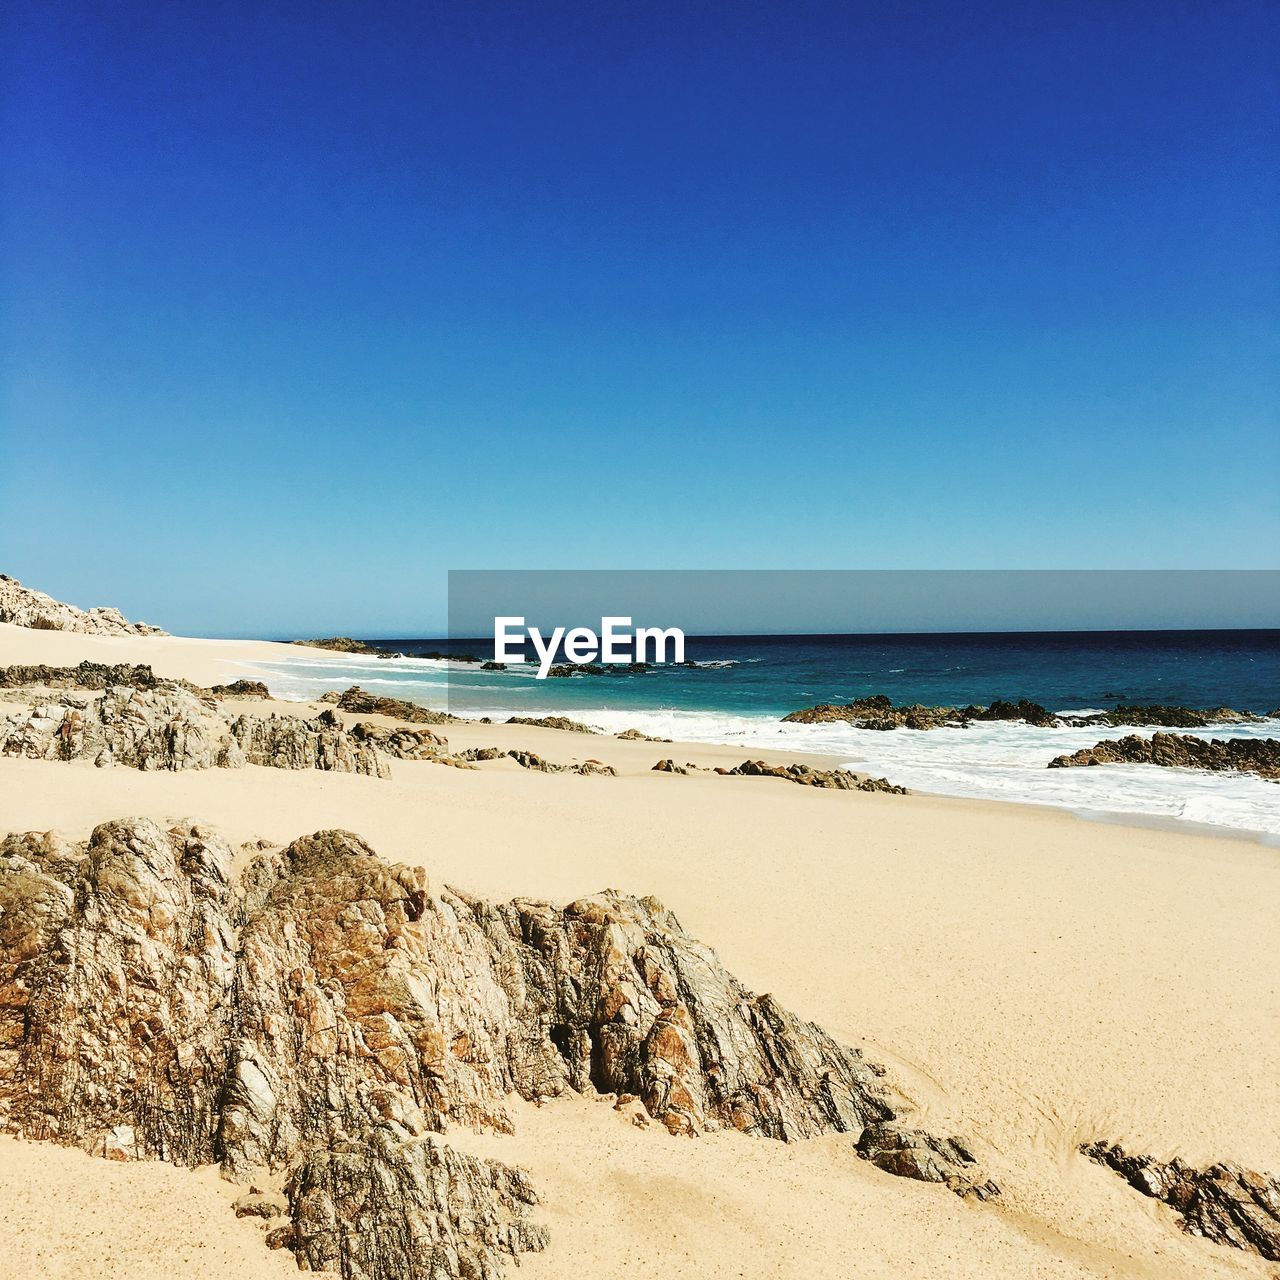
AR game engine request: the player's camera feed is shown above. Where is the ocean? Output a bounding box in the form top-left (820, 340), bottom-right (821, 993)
top-left (250, 630), bottom-right (1280, 838)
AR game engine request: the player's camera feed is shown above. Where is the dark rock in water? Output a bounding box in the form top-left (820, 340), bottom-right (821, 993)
top-left (506, 714), bottom-right (599, 734)
top-left (0, 818), bottom-right (992, 1275)
top-left (546, 662), bottom-right (607, 677)
top-left (208, 679), bottom-right (270, 699)
top-left (331, 685), bottom-right (462, 724)
top-left (857, 1124), bottom-right (1000, 1199)
top-left (1099, 704), bottom-right (1252, 729)
top-left (481, 660), bottom-right (507, 670)
top-left (1082, 1141), bottom-right (1280, 1260)
top-left (716, 759), bottom-right (908, 793)
top-left (970, 699), bottom-right (1056, 727)
top-left (1048, 732), bottom-right (1280, 780)
top-left (784, 694), bottom-right (1263, 732)
top-left (409, 650), bottom-right (479, 663)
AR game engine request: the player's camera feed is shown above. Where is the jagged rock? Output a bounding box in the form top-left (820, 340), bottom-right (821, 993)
top-left (0, 686), bottom-right (228, 770)
top-left (618, 728), bottom-right (672, 742)
top-left (782, 694), bottom-right (1262, 732)
top-left (1048, 733), bottom-right (1280, 780)
top-left (715, 760), bottom-right (909, 794)
top-left (0, 575), bottom-right (167, 636)
top-left (1098, 704), bottom-right (1262, 728)
top-left (330, 685), bottom-right (462, 725)
top-left (1082, 1142), bottom-right (1280, 1260)
top-left (350, 722), bottom-right (448, 759)
top-left (208, 679), bottom-right (271, 698)
top-left (506, 715), bottom-right (600, 734)
top-left (0, 689), bottom-right (393, 777)
top-left (225, 709), bottom-right (389, 777)
top-left (505, 750), bottom-right (616, 776)
top-left (652, 759), bottom-right (688, 774)
top-left (481, 661), bottom-right (507, 670)
top-left (0, 661), bottom-right (174, 692)
top-left (546, 663), bottom-right (607, 677)
top-left (0, 819), bottom-right (994, 1276)
top-left (857, 1124), bottom-right (1000, 1199)
top-left (233, 1191), bottom-right (288, 1219)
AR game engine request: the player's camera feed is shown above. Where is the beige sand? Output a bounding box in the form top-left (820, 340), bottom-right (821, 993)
top-left (0, 621), bottom-right (1276, 1278)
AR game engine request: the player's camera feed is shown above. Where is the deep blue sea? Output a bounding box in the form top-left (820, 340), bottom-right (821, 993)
top-left (251, 630), bottom-right (1280, 837)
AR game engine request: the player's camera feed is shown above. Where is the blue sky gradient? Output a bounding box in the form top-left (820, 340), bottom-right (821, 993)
top-left (2, 1), bottom-right (1277, 635)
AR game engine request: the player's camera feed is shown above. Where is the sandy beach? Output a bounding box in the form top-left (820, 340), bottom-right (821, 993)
top-left (0, 618), bottom-right (1276, 1278)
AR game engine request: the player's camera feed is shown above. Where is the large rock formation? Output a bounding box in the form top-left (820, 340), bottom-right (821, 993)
top-left (0, 687), bottom-right (387, 776)
top-left (0, 819), bottom-right (996, 1277)
top-left (1048, 732), bottom-right (1280, 781)
top-left (0, 574), bottom-right (167, 636)
top-left (1082, 1142), bottom-right (1280, 1260)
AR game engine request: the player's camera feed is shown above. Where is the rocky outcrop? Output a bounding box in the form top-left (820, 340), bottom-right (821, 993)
top-left (1048, 733), bottom-right (1280, 780)
top-left (618, 728), bottom-right (672, 742)
top-left (291, 636), bottom-right (385, 654)
top-left (208, 679), bottom-right (271, 698)
top-left (0, 663), bottom-right (270, 702)
top-left (0, 686), bottom-right (229, 770)
top-left (325, 685), bottom-right (462, 725)
top-left (0, 819), bottom-right (996, 1277)
top-left (349, 722), bottom-right (449, 760)
top-left (225, 709), bottom-right (388, 776)
top-left (857, 1124), bottom-right (1000, 1200)
top-left (0, 575), bottom-right (167, 636)
top-left (1096, 705), bottom-right (1261, 729)
top-left (715, 759), bottom-right (909, 794)
top-left (506, 715), bottom-right (600, 734)
top-left (782, 694), bottom-right (1263, 732)
top-left (0, 688), bottom-right (389, 777)
top-left (1082, 1142), bottom-right (1280, 1260)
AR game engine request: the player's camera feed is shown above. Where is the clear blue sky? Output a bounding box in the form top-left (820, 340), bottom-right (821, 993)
top-left (2, 1), bottom-right (1276, 635)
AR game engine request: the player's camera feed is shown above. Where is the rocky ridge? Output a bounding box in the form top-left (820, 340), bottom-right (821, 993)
top-left (715, 759), bottom-right (910, 793)
top-left (0, 819), bottom-right (998, 1277)
top-left (321, 685), bottom-right (463, 725)
top-left (0, 687), bottom-right (388, 776)
top-left (782, 694), bottom-right (1269, 732)
top-left (0, 575), bottom-right (167, 636)
top-left (1082, 1142), bottom-right (1280, 1260)
top-left (1048, 733), bottom-right (1280, 780)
